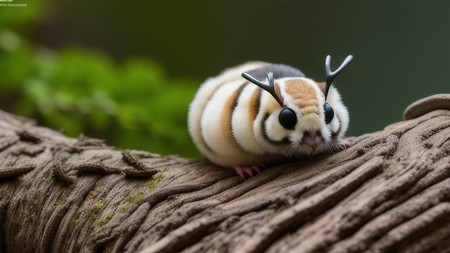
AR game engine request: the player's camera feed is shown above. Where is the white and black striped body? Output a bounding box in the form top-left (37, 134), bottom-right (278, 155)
top-left (188, 61), bottom-right (349, 169)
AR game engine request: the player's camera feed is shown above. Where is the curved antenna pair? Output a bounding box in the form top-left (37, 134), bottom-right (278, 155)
top-left (242, 55), bottom-right (353, 104)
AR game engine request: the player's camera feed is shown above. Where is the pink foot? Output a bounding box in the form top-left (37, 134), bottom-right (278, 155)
top-left (235, 165), bottom-right (262, 179)
top-left (340, 140), bottom-right (351, 149)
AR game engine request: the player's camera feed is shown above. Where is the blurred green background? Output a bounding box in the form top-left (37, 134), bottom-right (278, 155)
top-left (0, 1), bottom-right (448, 157)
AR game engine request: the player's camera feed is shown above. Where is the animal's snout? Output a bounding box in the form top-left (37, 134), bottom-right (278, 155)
top-left (302, 131), bottom-right (324, 150)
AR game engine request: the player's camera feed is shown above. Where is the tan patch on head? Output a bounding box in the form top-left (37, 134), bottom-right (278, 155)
top-left (284, 79), bottom-right (320, 115)
top-left (274, 82), bottom-right (284, 105)
top-left (285, 79), bottom-right (317, 100)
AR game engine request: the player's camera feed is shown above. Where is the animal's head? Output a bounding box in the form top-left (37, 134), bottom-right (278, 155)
top-left (242, 55), bottom-right (353, 155)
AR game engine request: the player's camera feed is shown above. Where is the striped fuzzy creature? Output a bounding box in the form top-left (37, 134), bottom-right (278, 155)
top-left (188, 55), bottom-right (353, 178)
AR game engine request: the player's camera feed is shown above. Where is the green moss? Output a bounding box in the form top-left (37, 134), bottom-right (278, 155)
top-left (118, 192), bottom-right (145, 213)
top-left (85, 181), bottom-right (103, 201)
top-left (118, 203), bottom-right (129, 213)
top-left (86, 191), bottom-right (96, 201)
top-left (154, 171), bottom-right (165, 181)
top-left (95, 179), bottom-right (104, 189)
top-left (129, 192), bottom-right (144, 204)
top-left (71, 218), bottom-right (80, 227)
top-left (147, 181), bottom-right (158, 189)
top-left (146, 171), bottom-right (166, 189)
top-left (56, 199), bottom-right (65, 206)
top-left (97, 214), bottom-right (113, 227)
top-left (107, 182), bottom-right (115, 191)
top-left (90, 199), bottom-right (106, 214)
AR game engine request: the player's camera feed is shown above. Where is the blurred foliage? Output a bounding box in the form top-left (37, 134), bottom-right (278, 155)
top-left (0, 5), bottom-right (199, 157)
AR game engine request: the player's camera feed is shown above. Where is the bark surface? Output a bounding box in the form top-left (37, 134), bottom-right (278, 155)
top-left (1, 94), bottom-right (449, 253)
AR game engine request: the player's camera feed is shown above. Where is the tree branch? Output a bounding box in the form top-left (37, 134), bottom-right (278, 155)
top-left (1, 94), bottom-right (449, 253)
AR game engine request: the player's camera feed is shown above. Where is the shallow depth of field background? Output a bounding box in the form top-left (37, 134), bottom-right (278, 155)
top-left (0, 1), bottom-right (449, 157)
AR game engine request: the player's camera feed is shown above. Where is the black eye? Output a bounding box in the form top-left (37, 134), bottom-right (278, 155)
top-left (279, 108), bottom-right (297, 130)
top-left (323, 102), bottom-right (334, 124)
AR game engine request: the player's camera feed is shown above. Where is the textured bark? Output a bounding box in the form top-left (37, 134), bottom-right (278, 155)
top-left (1, 94), bottom-right (450, 253)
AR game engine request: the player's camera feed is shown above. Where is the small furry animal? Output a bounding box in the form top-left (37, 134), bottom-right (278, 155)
top-left (188, 55), bottom-right (352, 178)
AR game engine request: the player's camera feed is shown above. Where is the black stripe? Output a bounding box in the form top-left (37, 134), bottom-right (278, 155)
top-left (231, 82), bottom-right (247, 111)
top-left (254, 88), bottom-right (261, 121)
top-left (230, 82), bottom-right (248, 151)
top-left (261, 113), bottom-right (290, 146)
